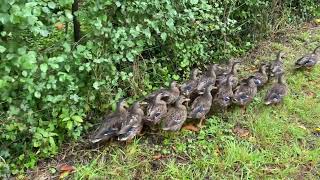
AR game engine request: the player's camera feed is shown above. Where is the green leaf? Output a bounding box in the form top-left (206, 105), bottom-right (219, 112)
top-left (71, 115), bottom-right (83, 123)
top-left (172, 74), bottom-right (180, 80)
top-left (161, 32), bottom-right (167, 41)
top-left (22, 71), bottom-right (28, 77)
top-left (93, 81), bottom-right (100, 90)
top-left (126, 52), bottom-right (134, 62)
top-left (143, 28), bottom-right (151, 39)
top-left (34, 91), bottom-right (41, 98)
top-left (190, 0), bottom-right (199, 5)
top-left (48, 2), bottom-right (56, 9)
top-left (66, 121), bottom-right (73, 130)
top-left (166, 18), bottom-right (175, 30)
top-left (40, 64), bottom-right (48, 73)
top-left (0, 45), bottom-right (6, 53)
top-left (65, 10), bottom-right (73, 20)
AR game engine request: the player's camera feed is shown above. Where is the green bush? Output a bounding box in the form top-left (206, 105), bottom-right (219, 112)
top-left (0, 0), bottom-right (319, 174)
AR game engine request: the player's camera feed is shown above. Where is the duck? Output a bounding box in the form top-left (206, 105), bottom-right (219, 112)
top-left (145, 93), bottom-right (168, 126)
top-left (162, 96), bottom-right (190, 131)
top-left (118, 101), bottom-right (146, 141)
top-left (265, 73), bottom-right (287, 105)
top-left (145, 81), bottom-right (180, 104)
top-left (91, 99), bottom-right (129, 143)
top-left (214, 76), bottom-right (234, 111)
top-left (189, 84), bottom-right (216, 127)
top-left (250, 63), bottom-right (269, 87)
top-left (180, 68), bottom-right (202, 97)
top-left (196, 64), bottom-right (217, 93)
top-left (295, 46), bottom-right (320, 70)
top-left (212, 60), bottom-right (235, 76)
top-left (270, 51), bottom-right (285, 77)
top-left (233, 77), bottom-right (257, 112)
top-left (216, 60), bottom-right (241, 89)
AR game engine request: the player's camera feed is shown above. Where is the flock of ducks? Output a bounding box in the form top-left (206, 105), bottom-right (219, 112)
top-left (91, 46), bottom-right (320, 144)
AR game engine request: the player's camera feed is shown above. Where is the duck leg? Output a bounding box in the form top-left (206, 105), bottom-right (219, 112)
top-left (241, 106), bottom-right (246, 115)
top-left (197, 116), bottom-right (206, 128)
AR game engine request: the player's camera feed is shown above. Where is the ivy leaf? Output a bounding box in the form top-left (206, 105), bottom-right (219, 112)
top-left (166, 18), bottom-right (175, 30)
top-left (126, 52), bottom-right (134, 62)
top-left (190, 0), bottom-right (199, 5)
top-left (143, 27), bottom-right (151, 39)
top-left (34, 91), bottom-right (41, 98)
top-left (161, 32), bottom-right (167, 41)
top-left (40, 64), bottom-right (48, 73)
top-left (65, 10), bottom-right (73, 20)
top-left (0, 45), bottom-right (6, 53)
top-left (22, 71), bottom-right (28, 77)
top-left (93, 81), bottom-right (100, 90)
top-left (48, 2), bottom-right (56, 9)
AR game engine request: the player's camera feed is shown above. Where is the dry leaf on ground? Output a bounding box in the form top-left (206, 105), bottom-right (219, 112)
top-left (182, 124), bottom-right (200, 132)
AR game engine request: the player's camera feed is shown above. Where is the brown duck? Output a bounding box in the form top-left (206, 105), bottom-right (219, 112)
top-left (295, 46), bottom-right (320, 70)
top-left (233, 77), bottom-right (257, 111)
top-left (265, 73), bottom-right (287, 105)
top-left (270, 51), bottom-right (285, 77)
top-left (251, 63), bottom-right (269, 88)
top-left (196, 64), bottom-right (217, 93)
top-left (118, 101), bottom-right (146, 141)
top-left (214, 76), bottom-right (234, 111)
top-left (145, 93), bottom-right (168, 126)
top-left (180, 68), bottom-right (202, 97)
top-left (162, 96), bottom-right (190, 131)
top-left (91, 99), bottom-right (129, 143)
top-left (145, 81), bottom-right (180, 104)
top-left (216, 60), bottom-right (241, 89)
top-left (189, 84), bottom-right (216, 127)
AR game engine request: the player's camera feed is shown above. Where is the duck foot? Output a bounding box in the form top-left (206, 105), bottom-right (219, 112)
top-left (197, 117), bottom-right (206, 128)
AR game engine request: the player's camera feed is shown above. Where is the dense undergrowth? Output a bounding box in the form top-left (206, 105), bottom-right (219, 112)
top-left (0, 0), bottom-right (319, 175)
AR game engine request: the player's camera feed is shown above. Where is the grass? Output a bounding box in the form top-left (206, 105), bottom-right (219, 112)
top-left (31, 26), bottom-right (320, 179)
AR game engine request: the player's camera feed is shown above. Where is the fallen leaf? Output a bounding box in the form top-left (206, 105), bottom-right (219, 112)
top-left (59, 171), bottom-right (70, 179)
top-left (55, 22), bottom-right (65, 30)
top-left (233, 126), bottom-right (250, 138)
top-left (298, 124), bottom-right (307, 130)
top-left (59, 163), bottom-right (75, 172)
top-left (182, 124), bottom-right (200, 132)
top-left (153, 154), bottom-right (162, 160)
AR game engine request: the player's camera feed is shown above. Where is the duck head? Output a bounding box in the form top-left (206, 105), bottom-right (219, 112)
top-left (190, 68), bottom-right (202, 80)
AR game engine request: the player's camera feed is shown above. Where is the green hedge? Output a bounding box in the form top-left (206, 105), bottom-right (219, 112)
top-left (0, 0), bottom-right (319, 174)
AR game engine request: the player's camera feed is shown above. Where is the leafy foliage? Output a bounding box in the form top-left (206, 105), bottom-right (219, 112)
top-left (0, 0), bottom-right (319, 174)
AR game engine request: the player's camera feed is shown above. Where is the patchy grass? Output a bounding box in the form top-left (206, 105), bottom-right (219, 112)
top-left (31, 26), bottom-right (320, 179)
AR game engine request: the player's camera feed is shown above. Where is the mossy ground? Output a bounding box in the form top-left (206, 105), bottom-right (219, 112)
top-left (30, 25), bottom-right (320, 179)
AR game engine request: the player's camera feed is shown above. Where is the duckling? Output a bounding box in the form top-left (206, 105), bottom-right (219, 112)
top-left (118, 101), bottom-right (146, 141)
top-left (251, 63), bottom-right (269, 87)
top-left (270, 51), bottom-right (285, 77)
top-left (196, 64), bottom-right (217, 92)
top-left (214, 76), bottom-right (234, 111)
top-left (233, 77), bottom-right (257, 112)
top-left (91, 99), bottom-right (129, 143)
top-left (265, 73), bottom-right (287, 105)
top-left (189, 84), bottom-right (216, 127)
top-left (180, 68), bottom-right (202, 97)
top-left (162, 96), bottom-right (190, 131)
top-left (145, 81), bottom-right (180, 104)
top-left (295, 46), bottom-right (320, 70)
top-left (216, 60), bottom-right (241, 89)
top-left (145, 93), bottom-right (168, 126)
